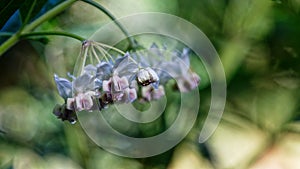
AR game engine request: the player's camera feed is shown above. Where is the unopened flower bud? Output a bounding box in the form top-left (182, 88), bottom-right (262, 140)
top-left (137, 67), bottom-right (159, 86)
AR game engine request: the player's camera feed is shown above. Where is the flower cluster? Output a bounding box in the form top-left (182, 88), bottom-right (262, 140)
top-left (53, 40), bottom-right (200, 124)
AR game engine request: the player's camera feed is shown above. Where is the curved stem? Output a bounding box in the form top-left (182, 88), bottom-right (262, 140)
top-left (21, 0), bottom-right (37, 30)
top-left (0, 0), bottom-right (77, 56)
top-left (0, 34), bottom-right (19, 56)
top-left (0, 32), bottom-right (14, 37)
top-left (92, 41), bottom-right (125, 55)
top-left (90, 46), bottom-right (101, 63)
top-left (21, 31), bottom-right (85, 42)
top-left (23, 0), bottom-right (77, 32)
top-left (73, 44), bottom-right (89, 77)
top-left (81, 0), bottom-right (138, 49)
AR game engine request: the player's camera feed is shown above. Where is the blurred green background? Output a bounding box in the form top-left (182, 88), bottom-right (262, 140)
top-left (1, 0), bottom-right (300, 168)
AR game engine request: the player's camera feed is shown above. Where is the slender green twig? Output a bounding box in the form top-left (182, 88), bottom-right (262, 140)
top-left (21, 31), bottom-right (85, 42)
top-left (81, 0), bottom-right (138, 49)
top-left (93, 45), bottom-right (113, 62)
top-left (0, 0), bottom-right (77, 56)
top-left (92, 41), bottom-right (125, 55)
top-left (91, 45), bottom-right (101, 63)
top-left (23, 0), bottom-right (77, 32)
top-left (0, 32), bottom-right (14, 37)
top-left (81, 46), bottom-right (89, 76)
top-left (0, 0), bottom-right (138, 57)
top-left (73, 44), bottom-right (89, 77)
top-left (21, 0), bottom-right (37, 30)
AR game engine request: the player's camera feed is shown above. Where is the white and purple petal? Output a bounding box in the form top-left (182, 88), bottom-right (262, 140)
top-left (54, 74), bottom-right (72, 99)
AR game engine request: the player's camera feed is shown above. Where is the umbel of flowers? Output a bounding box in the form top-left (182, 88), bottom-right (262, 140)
top-left (53, 40), bottom-right (200, 124)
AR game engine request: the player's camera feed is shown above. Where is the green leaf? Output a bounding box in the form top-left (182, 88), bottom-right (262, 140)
top-left (19, 0), bottom-right (48, 24)
top-left (0, 0), bottom-right (24, 29)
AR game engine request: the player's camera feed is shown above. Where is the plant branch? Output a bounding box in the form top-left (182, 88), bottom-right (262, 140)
top-left (21, 31), bottom-right (85, 42)
top-left (21, 0), bottom-right (37, 30)
top-left (81, 0), bottom-right (138, 49)
top-left (23, 0), bottom-right (77, 32)
top-left (0, 32), bottom-right (14, 37)
top-left (0, 0), bottom-right (77, 56)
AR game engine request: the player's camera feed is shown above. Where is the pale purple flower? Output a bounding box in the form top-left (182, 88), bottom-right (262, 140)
top-left (66, 91), bottom-right (96, 111)
top-left (78, 91), bottom-right (96, 111)
top-left (113, 53), bottom-right (139, 78)
top-left (176, 72), bottom-right (200, 92)
top-left (96, 62), bottom-right (113, 81)
top-left (148, 46), bottom-right (200, 92)
top-left (83, 64), bottom-right (97, 76)
top-left (103, 75), bottom-right (128, 93)
top-left (53, 41), bottom-right (201, 124)
top-left (72, 73), bottom-right (95, 94)
top-left (120, 88), bottom-right (137, 103)
top-left (54, 74), bottom-right (72, 100)
top-left (102, 75), bottom-right (137, 103)
top-left (154, 48), bottom-right (191, 81)
top-left (142, 85), bottom-right (165, 101)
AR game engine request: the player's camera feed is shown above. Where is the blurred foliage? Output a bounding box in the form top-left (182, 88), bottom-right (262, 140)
top-left (1, 0), bottom-right (300, 169)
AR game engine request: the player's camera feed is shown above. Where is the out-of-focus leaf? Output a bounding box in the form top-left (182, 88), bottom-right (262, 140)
top-left (207, 121), bottom-right (268, 168)
top-left (20, 0), bottom-right (48, 24)
top-left (220, 39), bottom-right (250, 80)
top-left (272, 70), bottom-right (300, 89)
top-left (44, 154), bottom-right (83, 169)
top-left (283, 122), bottom-right (300, 133)
top-left (250, 133), bottom-right (300, 169)
top-left (0, 0), bottom-right (24, 29)
top-left (13, 149), bottom-right (44, 169)
top-left (87, 149), bottom-right (142, 169)
top-left (0, 88), bottom-right (40, 141)
top-left (254, 88), bottom-right (297, 131)
top-left (0, 143), bottom-right (15, 168)
top-left (223, 0), bottom-right (273, 40)
top-left (168, 142), bottom-right (213, 169)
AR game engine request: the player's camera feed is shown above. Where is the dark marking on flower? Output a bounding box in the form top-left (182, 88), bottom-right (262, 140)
top-left (53, 104), bottom-right (77, 124)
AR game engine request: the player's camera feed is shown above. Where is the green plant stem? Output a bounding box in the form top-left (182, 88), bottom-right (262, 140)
top-left (0, 0), bottom-right (77, 56)
top-left (0, 32), bottom-right (14, 37)
top-left (21, 31), bottom-right (85, 42)
top-left (0, 34), bottom-right (19, 56)
top-left (24, 0), bottom-right (77, 32)
top-left (21, 0), bottom-right (37, 30)
top-left (81, 0), bottom-right (137, 49)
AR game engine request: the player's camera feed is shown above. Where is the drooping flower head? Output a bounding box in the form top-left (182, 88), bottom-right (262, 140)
top-left (53, 40), bottom-right (200, 124)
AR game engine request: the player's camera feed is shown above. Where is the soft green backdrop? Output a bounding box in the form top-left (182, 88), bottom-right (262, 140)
top-left (1, 0), bottom-right (300, 168)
